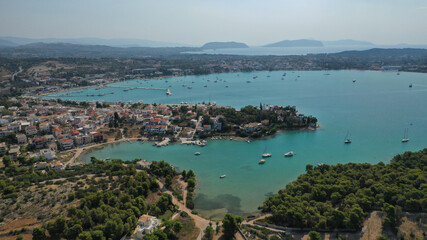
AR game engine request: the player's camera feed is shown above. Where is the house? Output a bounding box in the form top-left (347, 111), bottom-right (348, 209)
top-left (26, 126), bottom-right (38, 136)
top-left (203, 125), bottom-right (212, 132)
top-left (34, 161), bottom-right (48, 170)
top-left (244, 122), bottom-right (261, 133)
top-left (39, 122), bottom-right (51, 133)
top-left (40, 149), bottom-right (56, 160)
top-left (8, 145), bottom-right (20, 159)
top-left (59, 139), bottom-right (74, 150)
top-left (133, 215), bottom-right (162, 239)
top-left (16, 134), bottom-right (27, 145)
top-left (50, 161), bottom-right (65, 171)
top-left (0, 142), bottom-right (6, 155)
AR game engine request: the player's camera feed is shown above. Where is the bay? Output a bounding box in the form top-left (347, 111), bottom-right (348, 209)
top-left (49, 70), bottom-right (427, 219)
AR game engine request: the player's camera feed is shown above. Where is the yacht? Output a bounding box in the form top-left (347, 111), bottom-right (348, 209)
top-left (284, 151), bottom-right (294, 157)
top-left (259, 159), bottom-right (266, 164)
top-left (194, 152), bottom-right (201, 156)
top-left (402, 128), bottom-right (410, 142)
top-left (220, 174), bottom-right (226, 179)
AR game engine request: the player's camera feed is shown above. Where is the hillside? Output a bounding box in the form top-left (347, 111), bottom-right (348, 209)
top-left (202, 41), bottom-right (249, 49)
top-left (332, 48), bottom-right (427, 57)
top-left (260, 149), bottom-right (427, 235)
top-left (264, 39), bottom-right (323, 47)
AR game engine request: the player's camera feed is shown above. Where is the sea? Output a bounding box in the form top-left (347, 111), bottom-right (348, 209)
top-left (45, 70), bottom-right (427, 219)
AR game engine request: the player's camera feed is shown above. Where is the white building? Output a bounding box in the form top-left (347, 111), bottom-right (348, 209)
top-left (133, 215), bottom-right (161, 239)
top-left (40, 149), bottom-right (56, 160)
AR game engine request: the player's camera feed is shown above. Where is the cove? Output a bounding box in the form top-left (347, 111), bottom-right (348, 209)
top-left (59, 70), bottom-right (427, 219)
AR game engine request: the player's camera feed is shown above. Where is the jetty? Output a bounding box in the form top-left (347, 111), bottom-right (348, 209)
top-left (155, 138), bottom-right (170, 147)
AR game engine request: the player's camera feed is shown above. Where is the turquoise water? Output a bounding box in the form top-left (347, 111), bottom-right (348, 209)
top-left (52, 70), bottom-right (427, 219)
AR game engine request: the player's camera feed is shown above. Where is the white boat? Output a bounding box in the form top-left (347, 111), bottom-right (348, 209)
top-left (166, 89), bottom-right (172, 95)
top-left (220, 174), bottom-right (226, 179)
top-left (344, 131), bottom-right (352, 144)
top-left (284, 151), bottom-right (294, 157)
top-left (402, 128), bottom-right (410, 142)
top-left (259, 159), bottom-right (266, 164)
top-left (194, 152), bottom-right (201, 155)
top-left (262, 147), bottom-right (272, 158)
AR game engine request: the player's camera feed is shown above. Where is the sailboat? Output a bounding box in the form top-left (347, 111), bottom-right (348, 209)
top-left (261, 147), bottom-right (272, 158)
top-left (344, 131), bottom-right (352, 144)
top-left (402, 128), bottom-right (409, 142)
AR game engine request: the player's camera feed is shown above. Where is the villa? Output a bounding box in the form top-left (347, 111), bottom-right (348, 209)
top-left (132, 214), bottom-right (162, 239)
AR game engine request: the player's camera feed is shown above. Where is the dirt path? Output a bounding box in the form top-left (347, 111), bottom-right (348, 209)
top-left (157, 180), bottom-right (210, 240)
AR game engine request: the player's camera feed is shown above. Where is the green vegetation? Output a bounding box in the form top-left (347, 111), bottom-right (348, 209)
top-left (182, 169), bottom-right (196, 209)
top-left (0, 156), bottom-right (197, 240)
top-left (209, 105), bottom-right (317, 138)
top-left (222, 213), bottom-right (243, 240)
top-left (260, 149), bottom-right (427, 230)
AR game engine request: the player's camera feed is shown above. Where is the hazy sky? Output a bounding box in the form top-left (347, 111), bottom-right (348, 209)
top-left (1, 0), bottom-right (427, 46)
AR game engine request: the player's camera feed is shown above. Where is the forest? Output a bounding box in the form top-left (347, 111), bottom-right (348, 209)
top-left (259, 149), bottom-right (427, 230)
top-left (0, 157), bottom-right (190, 240)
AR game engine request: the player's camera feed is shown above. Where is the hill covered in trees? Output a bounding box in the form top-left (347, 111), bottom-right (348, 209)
top-left (259, 149), bottom-right (427, 230)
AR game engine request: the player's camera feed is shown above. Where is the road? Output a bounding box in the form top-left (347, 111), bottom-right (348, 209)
top-left (11, 66), bottom-right (23, 81)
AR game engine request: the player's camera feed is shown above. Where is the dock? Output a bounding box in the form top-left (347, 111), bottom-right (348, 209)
top-left (155, 138), bottom-right (170, 147)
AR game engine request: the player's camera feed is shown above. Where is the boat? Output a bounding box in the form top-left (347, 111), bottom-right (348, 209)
top-left (402, 128), bottom-right (410, 142)
top-left (409, 83), bottom-right (413, 88)
top-left (352, 79), bottom-right (356, 83)
top-left (344, 131), bottom-right (352, 144)
top-left (219, 174), bottom-right (226, 179)
top-left (194, 152), bottom-right (201, 156)
top-left (397, 72), bottom-right (400, 75)
top-left (187, 86), bottom-right (192, 89)
top-left (261, 147), bottom-right (272, 158)
top-left (204, 85), bottom-right (208, 87)
top-left (166, 89), bottom-right (172, 95)
top-left (246, 80), bottom-right (251, 83)
top-left (258, 159), bottom-right (266, 164)
top-left (225, 86), bottom-right (229, 88)
top-left (284, 151), bottom-right (294, 157)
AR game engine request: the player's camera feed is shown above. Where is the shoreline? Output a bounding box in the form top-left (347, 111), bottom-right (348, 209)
top-left (72, 124), bottom-right (320, 164)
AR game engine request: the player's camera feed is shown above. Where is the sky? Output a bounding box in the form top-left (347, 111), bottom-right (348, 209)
top-left (1, 0), bottom-right (427, 46)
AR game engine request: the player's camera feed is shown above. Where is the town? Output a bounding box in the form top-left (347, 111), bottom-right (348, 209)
top-left (0, 97), bottom-right (317, 170)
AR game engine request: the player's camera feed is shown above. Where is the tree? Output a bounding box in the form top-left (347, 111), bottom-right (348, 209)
top-left (32, 227), bottom-right (46, 240)
top-left (77, 231), bottom-right (93, 240)
top-left (173, 221), bottom-right (183, 233)
top-left (305, 164), bottom-right (313, 172)
top-left (222, 213), bottom-right (242, 240)
top-left (2, 155), bottom-right (12, 167)
top-left (203, 224), bottom-right (214, 240)
top-left (308, 231), bottom-right (321, 240)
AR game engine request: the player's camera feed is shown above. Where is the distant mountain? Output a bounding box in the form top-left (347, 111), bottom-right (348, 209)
top-left (264, 39), bottom-right (323, 47)
top-left (332, 48), bottom-right (427, 57)
top-left (0, 39), bottom-right (18, 48)
top-left (202, 41), bottom-right (249, 49)
top-left (0, 36), bottom-right (191, 48)
top-left (323, 39), bottom-right (375, 47)
top-left (0, 42), bottom-right (200, 58)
